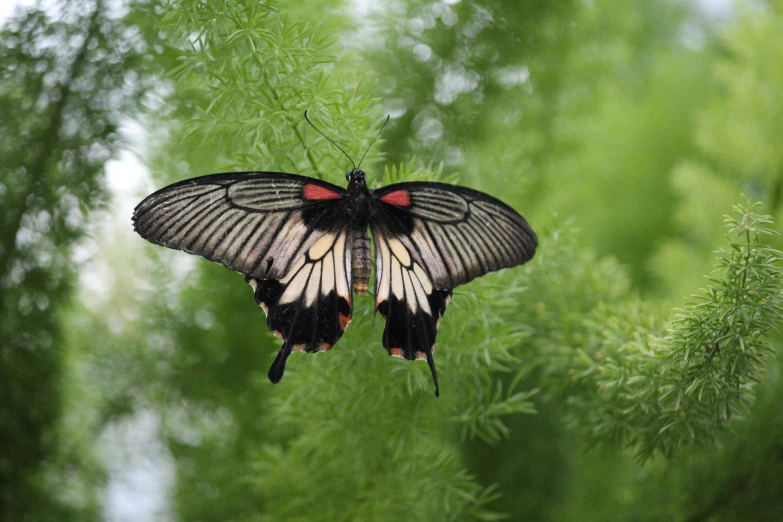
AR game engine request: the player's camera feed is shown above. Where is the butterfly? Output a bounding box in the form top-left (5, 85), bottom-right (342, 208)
top-left (132, 120), bottom-right (537, 396)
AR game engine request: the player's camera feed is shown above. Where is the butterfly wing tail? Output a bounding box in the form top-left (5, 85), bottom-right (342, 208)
top-left (426, 351), bottom-right (439, 397)
top-left (268, 345), bottom-right (291, 383)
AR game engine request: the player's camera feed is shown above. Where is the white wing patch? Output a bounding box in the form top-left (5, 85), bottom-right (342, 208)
top-left (308, 233), bottom-right (336, 259)
top-left (388, 237), bottom-right (411, 266)
top-left (334, 232), bottom-right (350, 299)
top-left (321, 253), bottom-right (335, 295)
top-left (305, 263), bottom-right (321, 306)
top-left (277, 231), bottom-right (351, 307)
top-left (375, 233), bottom-right (434, 315)
top-left (279, 263), bottom-right (310, 304)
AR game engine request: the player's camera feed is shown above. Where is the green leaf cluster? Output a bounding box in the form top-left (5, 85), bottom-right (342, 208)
top-left (562, 204), bottom-right (782, 460)
top-left (0, 0), bottom-right (166, 519)
top-left (5, 0), bottom-right (783, 521)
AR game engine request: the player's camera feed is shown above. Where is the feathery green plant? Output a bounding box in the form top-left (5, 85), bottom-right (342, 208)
top-left (157, 0), bottom-right (377, 181)
top-left (66, 1), bottom-right (783, 520)
top-left (543, 203), bottom-right (782, 460)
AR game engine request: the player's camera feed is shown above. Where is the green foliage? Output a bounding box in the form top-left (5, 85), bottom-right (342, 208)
top-left (654, 0), bottom-right (783, 296)
top-left (368, 0), bottom-right (707, 288)
top-left (0, 1), bottom-right (164, 519)
top-left (154, 0), bottom-right (377, 181)
top-left (5, 0), bottom-right (783, 520)
top-left (125, 1), bottom-right (783, 518)
top-left (563, 204), bottom-right (782, 460)
top-left (695, 2), bottom-right (783, 193)
top-left (670, 360), bottom-right (783, 521)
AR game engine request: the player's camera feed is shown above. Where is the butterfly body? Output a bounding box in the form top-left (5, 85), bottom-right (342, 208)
top-left (350, 229), bottom-right (371, 295)
top-left (344, 169), bottom-right (374, 294)
top-left (133, 167), bottom-right (537, 396)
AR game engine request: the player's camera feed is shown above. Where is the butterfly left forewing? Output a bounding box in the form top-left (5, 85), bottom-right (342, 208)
top-left (248, 228), bottom-right (353, 383)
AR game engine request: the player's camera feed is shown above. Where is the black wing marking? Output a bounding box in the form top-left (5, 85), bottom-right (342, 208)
top-left (372, 228), bottom-right (451, 397)
top-left (373, 182), bottom-right (537, 289)
top-left (248, 229), bottom-right (353, 383)
top-left (132, 172), bottom-right (347, 280)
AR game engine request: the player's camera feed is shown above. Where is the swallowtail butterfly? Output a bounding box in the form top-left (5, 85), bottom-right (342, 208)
top-left (133, 122), bottom-right (537, 396)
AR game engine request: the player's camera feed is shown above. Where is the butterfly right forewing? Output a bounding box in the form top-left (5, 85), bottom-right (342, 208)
top-left (370, 182), bottom-right (538, 396)
top-left (373, 182), bottom-right (537, 288)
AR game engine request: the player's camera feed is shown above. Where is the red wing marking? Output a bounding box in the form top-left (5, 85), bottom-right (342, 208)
top-left (303, 184), bottom-right (342, 201)
top-left (380, 190), bottom-right (411, 207)
top-left (390, 348), bottom-right (404, 357)
top-left (339, 313), bottom-right (351, 331)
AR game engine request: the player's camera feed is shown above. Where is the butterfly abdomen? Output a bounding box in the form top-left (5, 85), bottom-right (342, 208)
top-left (351, 228), bottom-right (371, 295)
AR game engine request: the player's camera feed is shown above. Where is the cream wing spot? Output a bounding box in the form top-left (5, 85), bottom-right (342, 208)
top-left (388, 237), bottom-right (411, 267)
top-left (377, 237), bottom-right (391, 304)
top-left (308, 233), bottom-right (336, 260)
top-left (321, 252), bottom-right (335, 295)
top-left (334, 232), bottom-right (350, 298)
top-left (305, 261), bottom-right (321, 307)
top-left (412, 263), bottom-right (433, 294)
top-left (279, 263), bottom-right (312, 304)
top-left (280, 256), bottom-right (306, 284)
top-left (391, 258), bottom-right (404, 299)
top-left (402, 269), bottom-right (418, 313)
top-left (410, 270), bottom-right (432, 316)
top-left (343, 232), bottom-right (352, 291)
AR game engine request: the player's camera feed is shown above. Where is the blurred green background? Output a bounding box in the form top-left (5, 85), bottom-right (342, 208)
top-left (2, 0), bottom-right (783, 520)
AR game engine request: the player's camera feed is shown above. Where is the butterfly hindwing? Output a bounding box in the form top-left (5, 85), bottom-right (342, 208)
top-left (247, 229), bottom-right (353, 383)
top-left (132, 172), bottom-right (347, 280)
top-left (372, 228), bottom-right (452, 397)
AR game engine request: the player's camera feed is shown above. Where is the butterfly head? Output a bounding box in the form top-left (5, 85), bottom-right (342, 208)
top-left (346, 168), bottom-right (366, 186)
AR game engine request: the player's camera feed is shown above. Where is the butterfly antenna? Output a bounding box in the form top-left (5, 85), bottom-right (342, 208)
top-left (304, 110), bottom-right (356, 169)
top-left (357, 115), bottom-right (390, 170)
